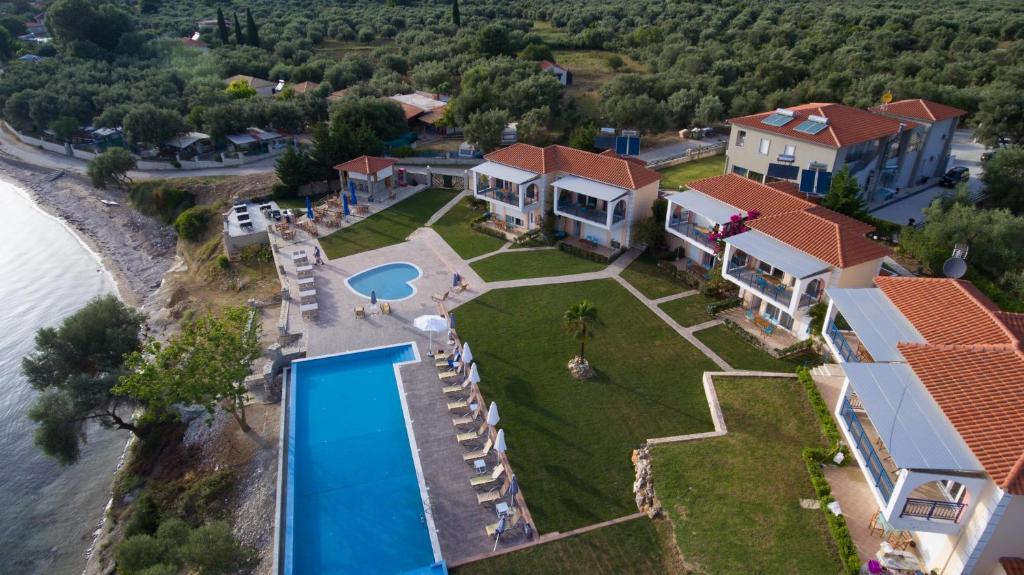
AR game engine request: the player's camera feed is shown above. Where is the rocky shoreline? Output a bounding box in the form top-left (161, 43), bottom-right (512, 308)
top-left (0, 155), bottom-right (177, 308)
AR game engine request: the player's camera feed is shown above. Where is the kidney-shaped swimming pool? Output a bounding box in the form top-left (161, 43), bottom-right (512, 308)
top-left (345, 262), bottom-right (422, 301)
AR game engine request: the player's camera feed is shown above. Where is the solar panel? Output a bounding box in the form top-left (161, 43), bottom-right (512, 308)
top-left (761, 113), bottom-right (794, 127)
top-left (794, 120), bottom-right (828, 135)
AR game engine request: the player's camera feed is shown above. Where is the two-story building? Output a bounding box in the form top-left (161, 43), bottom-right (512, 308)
top-left (726, 102), bottom-right (940, 203)
top-left (870, 99), bottom-right (968, 190)
top-left (664, 174), bottom-right (890, 340)
top-left (470, 144), bottom-right (660, 253)
top-left (820, 276), bottom-right (1024, 574)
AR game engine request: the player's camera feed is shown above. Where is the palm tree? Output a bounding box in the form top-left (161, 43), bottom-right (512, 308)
top-left (563, 300), bottom-right (598, 361)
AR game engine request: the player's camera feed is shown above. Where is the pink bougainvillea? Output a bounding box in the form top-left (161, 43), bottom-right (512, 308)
top-left (708, 209), bottom-right (761, 253)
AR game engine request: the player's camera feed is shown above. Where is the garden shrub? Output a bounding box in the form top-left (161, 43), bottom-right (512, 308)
top-left (130, 183), bottom-right (196, 224)
top-left (125, 491), bottom-right (161, 537)
top-left (173, 206), bottom-right (214, 242)
top-left (115, 534), bottom-right (173, 575)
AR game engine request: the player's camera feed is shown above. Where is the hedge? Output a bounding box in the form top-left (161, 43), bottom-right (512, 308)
top-left (706, 297), bottom-right (741, 315)
top-left (556, 241), bottom-right (621, 263)
top-left (796, 366), bottom-right (859, 575)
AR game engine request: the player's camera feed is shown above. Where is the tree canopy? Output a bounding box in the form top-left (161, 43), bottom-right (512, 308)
top-left (23, 295), bottom-right (147, 465)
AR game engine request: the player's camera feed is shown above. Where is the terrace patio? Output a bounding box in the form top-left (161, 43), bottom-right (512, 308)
top-left (718, 306), bottom-right (801, 352)
top-left (559, 235), bottom-right (620, 259)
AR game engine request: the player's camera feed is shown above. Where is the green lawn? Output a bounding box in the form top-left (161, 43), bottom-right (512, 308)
top-left (694, 323), bottom-right (799, 372)
top-left (455, 280), bottom-right (717, 532)
top-left (451, 518), bottom-right (677, 575)
top-left (652, 377), bottom-right (844, 574)
top-left (657, 155), bottom-right (727, 190)
top-left (619, 252), bottom-right (689, 299)
top-left (469, 249), bottom-right (606, 282)
top-left (318, 188), bottom-right (457, 259)
top-left (431, 198), bottom-right (506, 259)
top-left (658, 294), bottom-right (723, 327)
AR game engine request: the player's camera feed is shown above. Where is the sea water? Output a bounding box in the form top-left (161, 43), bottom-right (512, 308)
top-left (0, 181), bottom-right (125, 573)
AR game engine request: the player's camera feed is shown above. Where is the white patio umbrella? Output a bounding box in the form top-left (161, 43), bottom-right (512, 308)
top-left (461, 341), bottom-right (473, 364)
top-left (486, 401), bottom-right (500, 426)
top-left (494, 429), bottom-right (506, 453)
top-left (413, 315), bottom-right (448, 357)
top-left (468, 362), bottom-right (481, 386)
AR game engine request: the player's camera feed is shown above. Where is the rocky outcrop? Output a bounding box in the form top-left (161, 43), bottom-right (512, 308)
top-left (632, 446), bottom-right (662, 518)
top-left (568, 356), bottom-right (594, 379)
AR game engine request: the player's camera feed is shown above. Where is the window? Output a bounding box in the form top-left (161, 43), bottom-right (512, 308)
top-left (505, 215), bottom-right (523, 228)
top-left (758, 261), bottom-right (773, 274)
top-left (763, 303), bottom-right (781, 321)
top-left (736, 130), bottom-right (746, 147)
top-left (758, 138), bottom-right (770, 155)
top-left (779, 312), bottom-right (795, 330)
top-left (732, 165), bottom-right (748, 177)
top-left (783, 144), bottom-right (796, 157)
top-left (748, 171), bottom-right (764, 182)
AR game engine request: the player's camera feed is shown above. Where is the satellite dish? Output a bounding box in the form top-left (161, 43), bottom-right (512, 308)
top-left (942, 243), bottom-right (969, 279)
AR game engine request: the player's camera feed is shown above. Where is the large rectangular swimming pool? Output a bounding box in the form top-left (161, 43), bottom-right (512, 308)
top-left (283, 343), bottom-right (441, 574)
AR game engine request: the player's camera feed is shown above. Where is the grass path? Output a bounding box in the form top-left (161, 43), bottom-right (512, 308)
top-left (469, 249), bottom-right (606, 281)
top-left (652, 377), bottom-right (844, 574)
top-left (431, 197), bottom-right (507, 259)
top-left (656, 155), bottom-right (726, 189)
top-left (319, 188), bottom-right (457, 259)
top-left (454, 280), bottom-right (717, 532)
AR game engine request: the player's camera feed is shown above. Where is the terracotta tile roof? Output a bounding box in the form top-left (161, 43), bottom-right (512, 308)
top-left (746, 206), bottom-right (889, 268)
top-left (729, 103), bottom-right (912, 148)
top-left (686, 174), bottom-right (816, 217)
top-left (875, 277), bottom-right (1020, 348)
top-left (333, 155), bottom-right (396, 175)
top-left (598, 149), bottom-right (648, 167)
top-left (897, 343), bottom-right (1024, 494)
top-left (1001, 558), bottom-right (1024, 575)
top-left (873, 276), bottom-right (1024, 494)
top-left (484, 144), bottom-right (660, 190)
top-left (539, 60), bottom-right (564, 71)
top-left (766, 180), bottom-right (823, 204)
top-left (398, 102), bottom-right (423, 121)
top-left (871, 99), bottom-right (967, 123)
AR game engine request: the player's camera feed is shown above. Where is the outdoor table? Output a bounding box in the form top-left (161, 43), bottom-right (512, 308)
top-left (495, 502), bottom-right (510, 518)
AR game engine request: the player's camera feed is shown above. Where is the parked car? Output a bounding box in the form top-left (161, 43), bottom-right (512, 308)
top-left (939, 166), bottom-right (969, 187)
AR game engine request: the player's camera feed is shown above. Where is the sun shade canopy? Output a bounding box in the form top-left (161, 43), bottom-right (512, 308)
top-left (664, 190), bottom-right (744, 225)
top-left (843, 362), bottom-right (982, 472)
top-left (472, 161), bottom-right (538, 184)
top-left (725, 230), bottom-right (831, 279)
top-left (552, 175), bottom-right (628, 202)
top-left (826, 288), bottom-right (925, 362)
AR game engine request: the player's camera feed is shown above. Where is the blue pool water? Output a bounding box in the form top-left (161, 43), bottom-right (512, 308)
top-left (285, 344), bottom-right (439, 574)
top-left (346, 262), bottom-right (422, 301)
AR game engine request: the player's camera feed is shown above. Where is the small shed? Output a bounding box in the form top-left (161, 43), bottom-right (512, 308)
top-left (334, 156), bottom-right (398, 201)
top-left (539, 60), bottom-right (572, 86)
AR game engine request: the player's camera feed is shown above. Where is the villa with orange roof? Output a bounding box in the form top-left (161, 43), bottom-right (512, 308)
top-left (664, 173), bottom-right (889, 340)
top-left (725, 99), bottom-right (965, 203)
top-left (469, 144), bottom-right (661, 254)
top-left (820, 276), bottom-right (1024, 574)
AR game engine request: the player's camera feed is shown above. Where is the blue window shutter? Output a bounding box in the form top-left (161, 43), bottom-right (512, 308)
top-left (817, 171), bottom-right (833, 195)
top-left (800, 170), bottom-right (815, 193)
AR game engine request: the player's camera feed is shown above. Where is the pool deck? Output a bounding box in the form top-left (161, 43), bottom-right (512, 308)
top-left (275, 226), bottom-right (507, 562)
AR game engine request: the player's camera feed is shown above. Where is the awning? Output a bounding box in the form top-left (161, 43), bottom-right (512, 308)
top-left (553, 175), bottom-right (627, 202)
top-left (226, 133), bottom-right (258, 145)
top-left (168, 132), bottom-right (210, 149)
top-left (767, 163), bottom-right (799, 180)
top-left (725, 230), bottom-right (830, 278)
top-left (664, 190), bottom-right (742, 225)
top-left (472, 161), bottom-right (538, 185)
top-left (843, 362), bottom-right (981, 472)
top-left (826, 288), bottom-right (924, 362)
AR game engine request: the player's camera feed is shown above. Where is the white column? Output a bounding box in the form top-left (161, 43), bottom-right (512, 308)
top-left (518, 183), bottom-right (524, 210)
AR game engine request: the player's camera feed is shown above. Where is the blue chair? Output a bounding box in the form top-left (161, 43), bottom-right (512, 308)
top-left (745, 309), bottom-right (755, 321)
top-left (763, 324), bottom-right (775, 336)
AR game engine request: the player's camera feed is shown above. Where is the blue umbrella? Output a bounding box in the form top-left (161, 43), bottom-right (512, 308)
top-left (349, 180), bottom-right (358, 204)
top-left (305, 195), bottom-right (313, 220)
top-left (452, 272), bottom-right (461, 287)
top-left (342, 194), bottom-right (350, 216)
top-left (449, 312), bottom-right (456, 329)
top-left (370, 290), bottom-right (377, 305)
top-left (507, 474), bottom-right (519, 505)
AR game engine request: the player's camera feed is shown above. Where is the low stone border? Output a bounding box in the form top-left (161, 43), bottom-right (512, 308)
top-left (447, 511), bottom-right (648, 569)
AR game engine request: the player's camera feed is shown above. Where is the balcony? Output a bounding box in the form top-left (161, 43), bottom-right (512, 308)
top-left (841, 395), bottom-right (895, 502)
top-left (828, 321), bottom-right (860, 363)
top-left (668, 220), bottom-right (715, 250)
top-left (901, 498), bottom-right (966, 523)
top-left (477, 186), bottom-right (520, 208)
top-left (726, 265), bottom-right (794, 308)
top-left (557, 201), bottom-right (625, 226)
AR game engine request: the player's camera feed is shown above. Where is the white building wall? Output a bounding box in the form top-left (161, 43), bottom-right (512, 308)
top-left (916, 482), bottom-right (1008, 574)
top-left (725, 124), bottom-right (839, 182)
top-left (966, 493), bottom-right (1024, 575)
top-left (834, 258), bottom-right (884, 288)
top-left (919, 118), bottom-right (959, 179)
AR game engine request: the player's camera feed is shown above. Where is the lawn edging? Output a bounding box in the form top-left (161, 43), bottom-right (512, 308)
top-left (447, 512), bottom-right (648, 569)
top-left (796, 366), bottom-right (860, 575)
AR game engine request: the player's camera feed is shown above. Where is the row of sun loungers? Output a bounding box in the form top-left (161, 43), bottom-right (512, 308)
top-left (292, 250), bottom-right (319, 320)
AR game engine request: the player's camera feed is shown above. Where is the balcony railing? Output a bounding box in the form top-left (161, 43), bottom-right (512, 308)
top-left (841, 396), bottom-right (895, 502)
top-left (668, 220), bottom-right (715, 249)
top-left (901, 498), bottom-right (966, 523)
top-left (828, 321), bottom-right (860, 363)
top-left (726, 265), bottom-right (794, 307)
top-left (557, 201), bottom-right (625, 226)
top-left (477, 186), bottom-right (520, 207)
